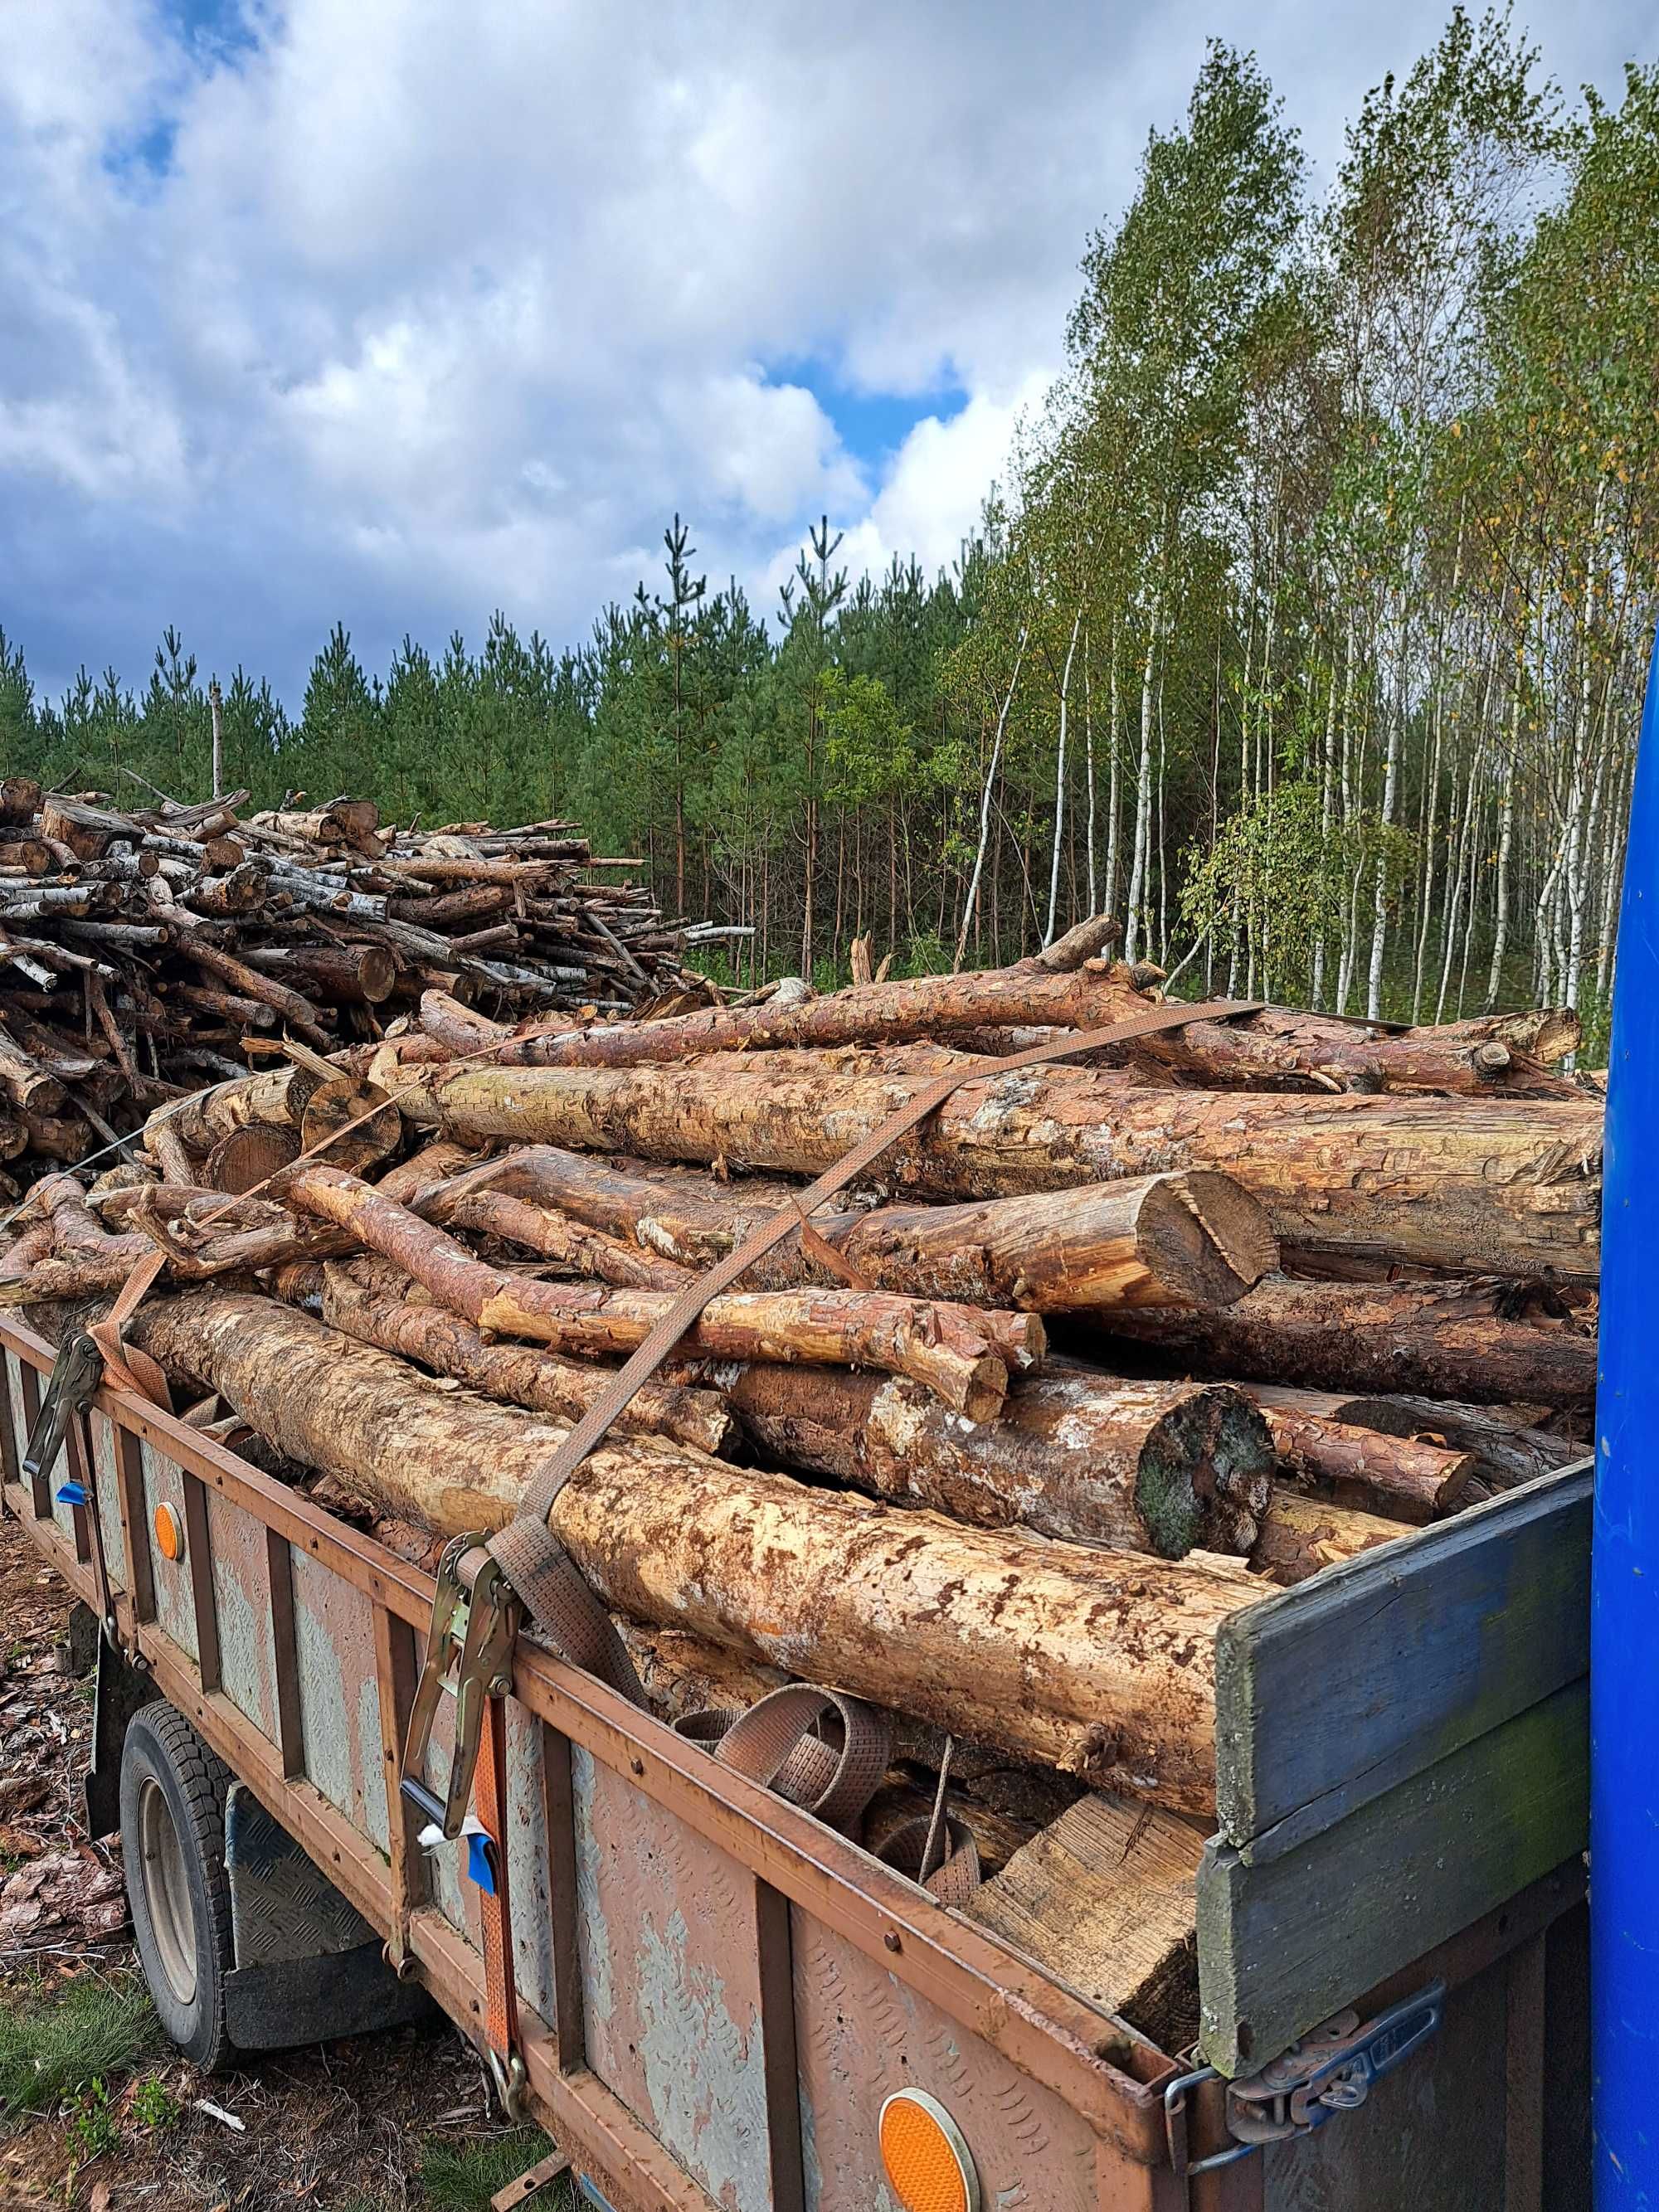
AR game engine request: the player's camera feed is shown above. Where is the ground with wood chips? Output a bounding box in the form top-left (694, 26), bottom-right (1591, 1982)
top-left (0, 1514), bottom-right (568, 2212)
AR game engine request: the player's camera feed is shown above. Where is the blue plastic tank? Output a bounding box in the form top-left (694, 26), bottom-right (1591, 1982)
top-left (1593, 627), bottom-right (1659, 2203)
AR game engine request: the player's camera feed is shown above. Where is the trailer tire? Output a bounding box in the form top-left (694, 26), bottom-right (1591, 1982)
top-left (119, 1701), bottom-right (238, 2073)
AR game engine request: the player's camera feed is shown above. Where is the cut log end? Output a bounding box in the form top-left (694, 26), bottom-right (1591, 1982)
top-left (1136, 1170), bottom-right (1277, 1308)
top-left (1133, 1383), bottom-right (1276, 1558)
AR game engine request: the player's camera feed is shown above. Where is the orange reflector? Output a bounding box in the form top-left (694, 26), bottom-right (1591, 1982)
top-left (878, 2089), bottom-right (979, 2212)
top-left (153, 1502), bottom-right (185, 1563)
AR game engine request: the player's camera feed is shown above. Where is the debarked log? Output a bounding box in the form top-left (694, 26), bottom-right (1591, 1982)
top-left (422, 1057), bottom-right (1604, 1280)
top-left (720, 1358), bottom-right (1274, 1558)
top-left (120, 1290), bottom-right (1242, 1807)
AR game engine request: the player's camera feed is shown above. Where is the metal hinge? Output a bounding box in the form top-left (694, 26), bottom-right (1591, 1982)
top-left (1164, 1981), bottom-right (1445, 2194)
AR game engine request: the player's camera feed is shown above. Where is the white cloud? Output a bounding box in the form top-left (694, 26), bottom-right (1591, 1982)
top-left (0, 0), bottom-right (1647, 697)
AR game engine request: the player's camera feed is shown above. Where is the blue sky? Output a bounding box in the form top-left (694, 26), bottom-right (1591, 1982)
top-left (2, 0), bottom-right (1650, 708)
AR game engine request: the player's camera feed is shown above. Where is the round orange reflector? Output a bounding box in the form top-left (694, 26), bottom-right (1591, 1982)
top-left (153, 1502), bottom-right (185, 1563)
top-left (878, 2089), bottom-right (979, 2212)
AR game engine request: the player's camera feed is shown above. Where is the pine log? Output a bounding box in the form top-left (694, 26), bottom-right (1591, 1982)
top-left (36, 1174), bottom-right (151, 1267)
top-left (1233, 1386), bottom-right (1475, 1521)
top-left (414, 965), bottom-right (1570, 1096)
top-left (1137, 1005), bottom-right (1580, 1098)
top-left (472, 1146), bottom-right (1276, 1312)
top-left (435, 1185), bottom-right (692, 1291)
top-left (205, 1125), bottom-right (302, 1194)
top-left (285, 1164), bottom-right (1041, 1417)
top-left (1097, 1271), bottom-right (1596, 1406)
top-left (1252, 1486), bottom-right (1410, 1585)
top-left (1418, 1009), bottom-right (1580, 1063)
top-left (1301, 1390), bottom-right (1583, 1490)
top-left (119, 1290), bottom-right (1240, 1806)
top-left (416, 963), bottom-right (1151, 1066)
top-left (721, 1359), bottom-right (1273, 1557)
top-left (422, 1057), bottom-right (1603, 1280)
top-left (303, 1256), bottom-right (733, 1454)
top-left (165, 1064), bottom-right (321, 1153)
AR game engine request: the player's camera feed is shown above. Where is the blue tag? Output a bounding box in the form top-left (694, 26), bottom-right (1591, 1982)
top-left (56, 1481), bottom-right (89, 1508)
top-left (466, 1830), bottom-right (499, 1895)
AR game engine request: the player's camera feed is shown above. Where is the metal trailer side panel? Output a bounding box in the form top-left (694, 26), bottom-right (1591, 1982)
top-left (790, 1909), bottom-right (1102, 2212)
top-left (572, 1743), bottom-right (780, 2212)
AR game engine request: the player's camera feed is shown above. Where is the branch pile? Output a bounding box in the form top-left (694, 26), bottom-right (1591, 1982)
top-left (0, 778), bottom-right (702, 1188)
top-left (3, 926), bottom-right (1598, 1852)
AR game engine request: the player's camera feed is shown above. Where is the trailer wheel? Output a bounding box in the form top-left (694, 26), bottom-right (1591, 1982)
top-left (119, 1702), bottom-right (237, 2072)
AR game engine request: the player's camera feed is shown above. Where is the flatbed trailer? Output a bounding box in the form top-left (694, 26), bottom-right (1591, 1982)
top-left (2, 1307), bottom-right (1590, 2210)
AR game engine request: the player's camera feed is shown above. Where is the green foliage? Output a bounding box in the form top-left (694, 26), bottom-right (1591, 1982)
top-left (66, 2076), bottom-right (118, 2166)
top-left (1180, 783), bottom-right (1416, 999)
top-left (130, 2073), bottom-right (181, 2131)
top-left (416, 2127), bottom-right (569, 2211)
top-left (0, 1971), bottom-right (161, 2131)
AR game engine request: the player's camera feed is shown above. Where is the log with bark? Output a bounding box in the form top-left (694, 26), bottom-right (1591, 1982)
top-left (1252, 1487), bottom-right (1412, 1585)
top-left (418, 1055), bottom-right (1603, 1279)
top-left (1232, 1386), bottom-right (1476, 1522)
top-left (413, 957), bottom-right (1581, 1098)
top-left (449, 1145), bottom-right (1278, 1312)
top-left (1096, 1271), bottom-right (1596, 1406)
top-left (100, 1288), bottom-right (1244, 1809)
top-left (295, 1255), bottom-right (735, 1455)
top-left (283, 1163), bottom-right (1042, 1417)
top-left (720, 1358), bottom-right (1275, 1558)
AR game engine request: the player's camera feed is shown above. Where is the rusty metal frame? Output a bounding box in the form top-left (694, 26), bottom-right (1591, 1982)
top-left (0, 1310), bottom-right (1584, 2212)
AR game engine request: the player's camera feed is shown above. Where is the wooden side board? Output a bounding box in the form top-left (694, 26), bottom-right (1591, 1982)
top-left (1214, 1463), bottom-right (1591, 1862)
top-left (1199, 1680), bottom-right (1587, 2074)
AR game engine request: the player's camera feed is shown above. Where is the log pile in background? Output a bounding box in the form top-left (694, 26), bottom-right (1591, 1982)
top-left (0, 779), bottom-right (703, 1189)
top-left (1, 926), bottom-right (1600, 2017)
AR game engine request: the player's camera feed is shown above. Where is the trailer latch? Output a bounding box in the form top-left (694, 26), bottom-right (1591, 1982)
top-left (400, 1531), bottom-right (522, 1840)
top-left (1164, 1980), bottom-right (1445, 2190)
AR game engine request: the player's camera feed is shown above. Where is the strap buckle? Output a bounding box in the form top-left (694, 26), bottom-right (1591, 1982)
top-left (25, 1332), bottom-right (105, 1489)
top-left (400, 1533), bottom-right (522, 1840)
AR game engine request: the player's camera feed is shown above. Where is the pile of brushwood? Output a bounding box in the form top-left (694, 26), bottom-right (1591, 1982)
top-left (0, 779), bottom-right (702, 1189)
top-left (1, 921), bottom-right (1600, 2038)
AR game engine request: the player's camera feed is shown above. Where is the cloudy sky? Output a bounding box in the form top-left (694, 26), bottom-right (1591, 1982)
top-left (1, 1), bottom-right (1647, 704)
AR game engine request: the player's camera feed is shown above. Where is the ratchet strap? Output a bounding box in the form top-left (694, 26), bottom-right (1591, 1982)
top-left (485, 997), bottom-right (1267, 1717)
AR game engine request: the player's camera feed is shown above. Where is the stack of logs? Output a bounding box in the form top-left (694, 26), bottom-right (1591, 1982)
top-left (0, 779), bottom-right (702, 1189)
top-left (1, 922), bottom-right (1600, 2040)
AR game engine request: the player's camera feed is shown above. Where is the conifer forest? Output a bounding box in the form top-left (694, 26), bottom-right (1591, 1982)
top-left (2, 13), bottom-right (1656, 1056)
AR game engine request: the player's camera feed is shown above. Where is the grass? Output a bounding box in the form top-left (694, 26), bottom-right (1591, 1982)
top-left (416, 2127), bottom-right (573, 2211)
top-left (0, 1970), bottom-right (162, 2130)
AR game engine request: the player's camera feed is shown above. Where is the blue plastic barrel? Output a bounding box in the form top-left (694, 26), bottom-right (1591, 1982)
top-left (1593, 626), bottom-right (1659, 2203)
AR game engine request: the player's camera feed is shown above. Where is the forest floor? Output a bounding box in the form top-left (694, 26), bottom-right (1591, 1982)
top-left (0, 1514), bottom-right (563, 2212)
